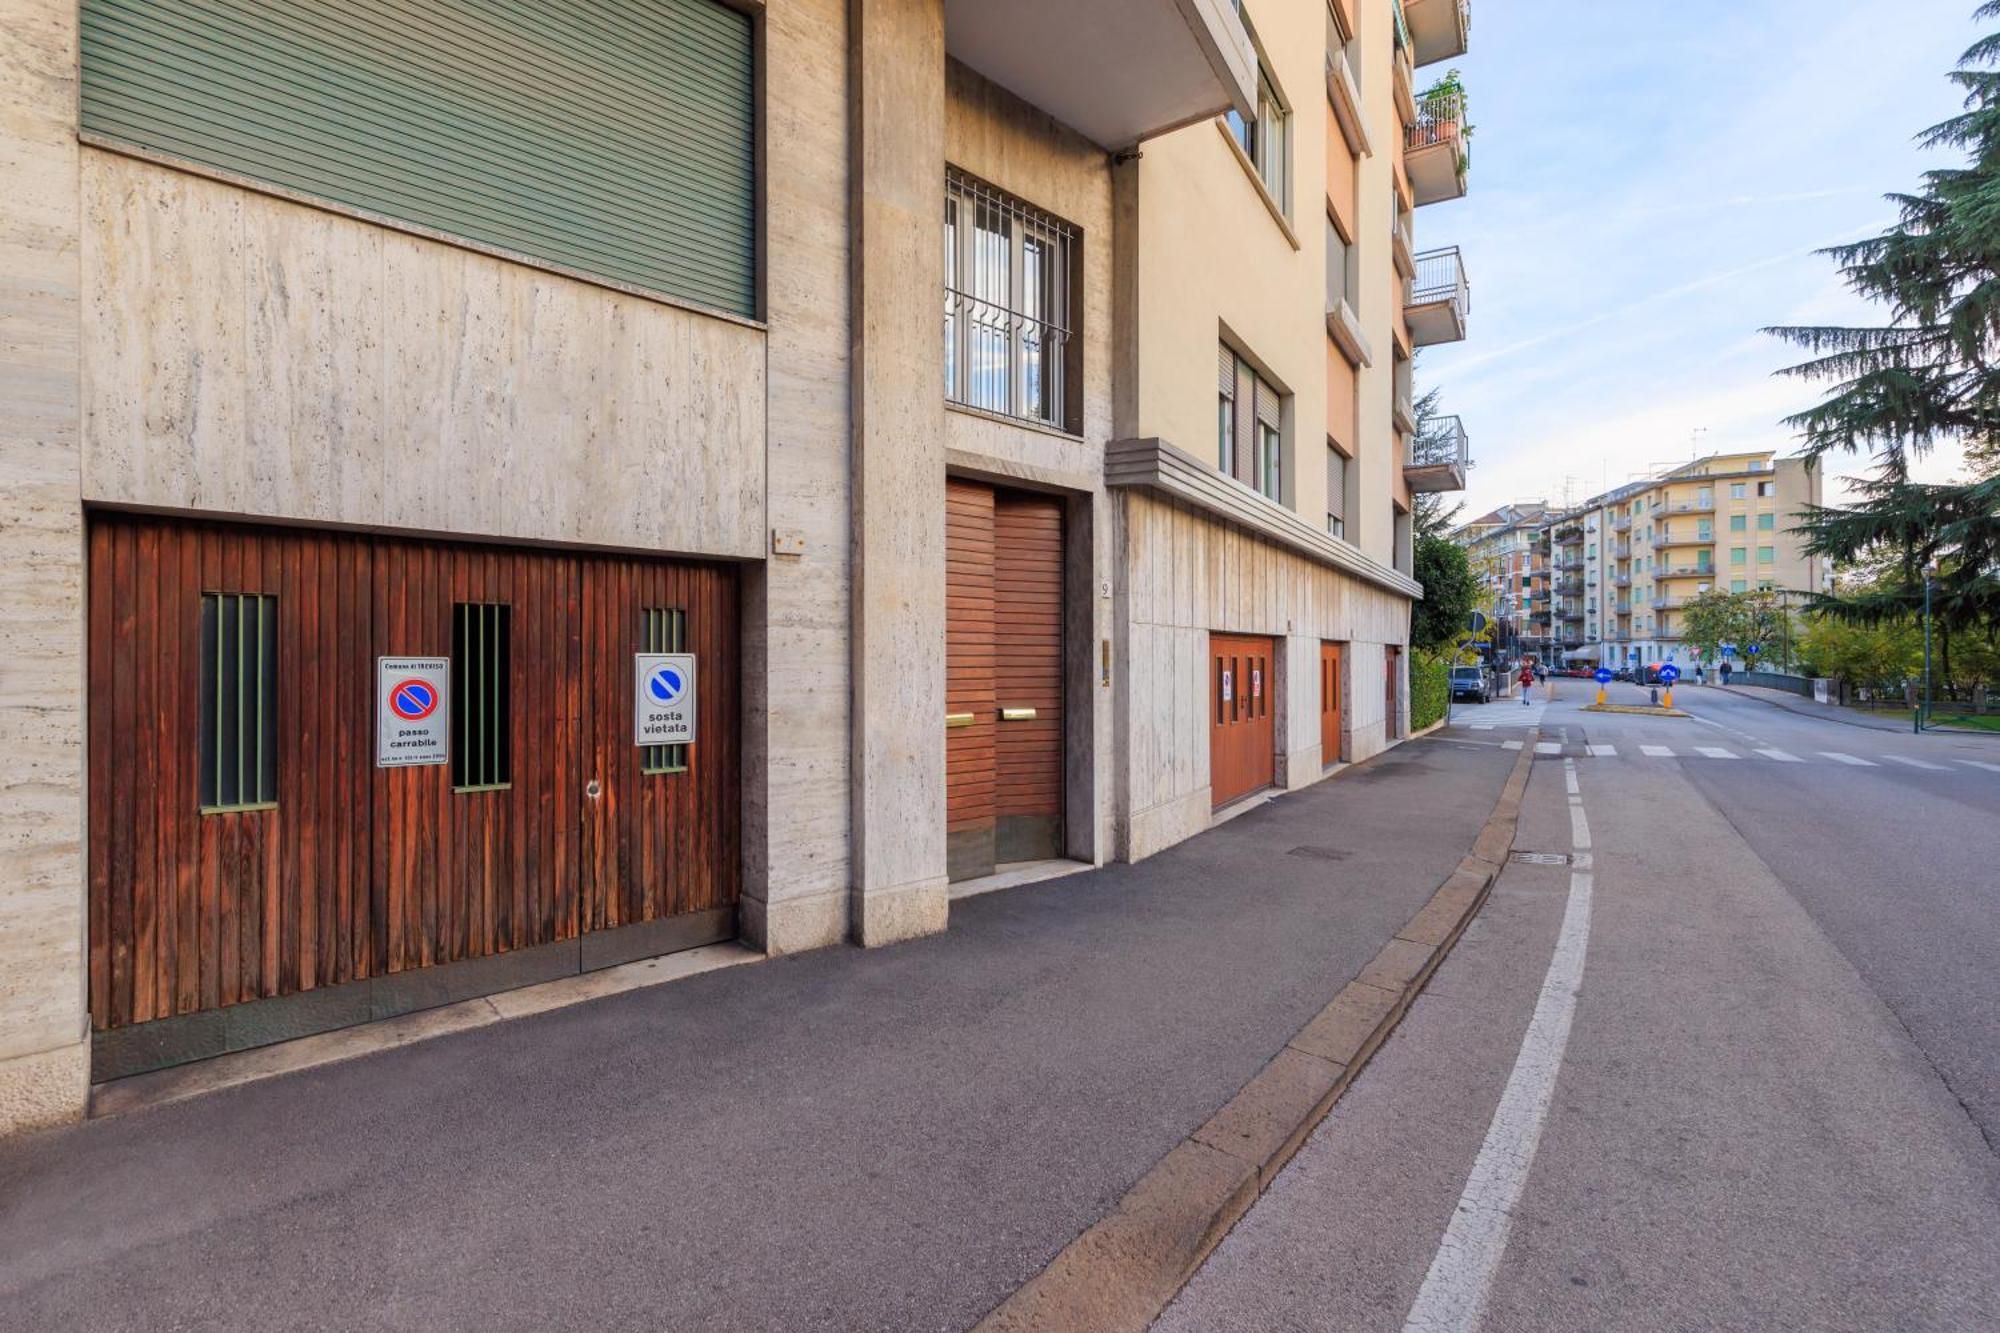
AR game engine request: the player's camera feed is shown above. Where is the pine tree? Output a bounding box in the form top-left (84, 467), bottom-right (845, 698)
top-left (1765, 2), bottom-right (2000, 673)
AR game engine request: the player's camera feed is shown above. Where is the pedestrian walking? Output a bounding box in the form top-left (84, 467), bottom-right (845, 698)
top-left (1518, 661), bottom-right (1535, 707)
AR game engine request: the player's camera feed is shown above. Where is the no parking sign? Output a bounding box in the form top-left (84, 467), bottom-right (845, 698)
top-left (377, 657), bottom-right (450, 767)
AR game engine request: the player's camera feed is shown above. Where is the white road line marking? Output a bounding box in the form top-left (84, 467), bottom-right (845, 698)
top-left (1535, 742), bottom-right (1562, 755)
top-left (1471, 724), bottom-right (1494, 730)
top-left (1502, 741), bottom-right (1523, 751)
top-left (1819, 752), bottom-right (1875, 766)
top-left (1694, 746), bottom-right (1738, 759)
top-left (1640, 745), bottom-right (1675, 757)
top-left (1586, 744), bottom-right (1618, 757)
top-left (1754, 748), bottom-right (1802, 762)
top-left (1404, 763), bottom-right (1594, 1333)
top-left (1959, 759), bottom-right (2000, 773)
top-left (1884, 755), bottom-right (1949, 770)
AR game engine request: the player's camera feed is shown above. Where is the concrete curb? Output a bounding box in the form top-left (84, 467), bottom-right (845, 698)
top-left (972, 731), bottom-right (1539, 1333)
top-left (1717, 684), bottom-right (2000, 738)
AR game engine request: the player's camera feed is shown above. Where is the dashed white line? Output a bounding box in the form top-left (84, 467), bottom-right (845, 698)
top-left (1754, 748), bottom-right (1802, 763)
top-left (1640, 745), bottom-right (1675, 758)
top-left (1403, 760), bottom-right (1594, 1333)
top-left (1959, 759), bottom-right (2000, 773)
top-left (1535, 742), bottom-right (1562, 755)
top-left (1587, 744), bottom-right (1618, 757)
top-left (1502, 741), bottom-right (1523, 751)
top-left (1820, 752), bottom-right (1876, 766)
top-left (1471, 724), bottom-right (1494, 731)
top-left (1883, 755), bottom-right (1949, 771)
top-left (1694, 746), bottom-right (1738, 760)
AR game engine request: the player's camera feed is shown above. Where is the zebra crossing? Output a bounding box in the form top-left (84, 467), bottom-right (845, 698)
top-left (1493, 738), bottom-right (1999, 774)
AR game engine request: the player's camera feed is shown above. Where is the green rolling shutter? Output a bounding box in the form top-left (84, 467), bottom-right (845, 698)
top-left (81, 0), bottom-right (757, 318)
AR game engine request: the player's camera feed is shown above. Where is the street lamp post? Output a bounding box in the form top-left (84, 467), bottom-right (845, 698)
top-left (1920, 562), bottom-right (1938, 733)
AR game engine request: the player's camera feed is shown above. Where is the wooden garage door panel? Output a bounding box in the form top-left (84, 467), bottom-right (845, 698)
top-left (1320, 642), bottom-right (1343, 765)
top-left (946, 481), bottom-right (996, 833)
top-left (993, 494), bottom-right (1063, 819)
top-left (87, 515), bottom-right (737, 1034)
top-left (1210, 633), bottom-right (1275, 809)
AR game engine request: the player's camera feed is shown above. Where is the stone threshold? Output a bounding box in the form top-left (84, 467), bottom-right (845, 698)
top-left (970, 729), bottom-right (1539, 1333)
top-left (88, 941), bottom-right (763, 1121)
top-left (949, 858), bottom-right (1094, 902)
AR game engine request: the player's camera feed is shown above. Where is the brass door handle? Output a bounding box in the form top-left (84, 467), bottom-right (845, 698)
top-left (945, 713), bottom-right (975, 729)
top-left (999, 707), bottom-right (1037, 721)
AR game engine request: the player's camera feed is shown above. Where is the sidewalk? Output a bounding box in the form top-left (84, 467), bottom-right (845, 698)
top-left (1719, 682), bottom-right (1999, 735)
top-left (0, 737), bottom-right (1518, 1332)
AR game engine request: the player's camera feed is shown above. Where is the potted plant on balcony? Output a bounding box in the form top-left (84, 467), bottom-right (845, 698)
top-left (1417, 69), bottom-right (1473, 176)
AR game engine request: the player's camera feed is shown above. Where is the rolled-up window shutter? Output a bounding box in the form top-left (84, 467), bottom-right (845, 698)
top-left (1217, 345), bottom-right (1237, 396)
top-left (80, 0), bottom-right (757, 318)
top-left (1326, 447), bottom-right (1346, 521)
top-left (1234, 362), bottom-right (1257, 484)
top-left (1255, 377), bottom-right (1282, 429)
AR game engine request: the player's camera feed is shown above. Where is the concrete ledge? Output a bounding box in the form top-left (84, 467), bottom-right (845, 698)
top-left (1581, 703), bottom-right (1688, 717)
top-left (973, 729), bottom-right (1537, 1333)
top-left (0, 1040), bottom-right (89, 1138)
top-left (855, 877), bottom-right (950, 948)
top-left (742, 887), bottom-right (849, 955)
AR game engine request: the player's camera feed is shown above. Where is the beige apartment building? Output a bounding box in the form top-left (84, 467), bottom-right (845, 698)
top-left (1459, 453), bottom-right (1828, 671)
top-left (0, 0), bottom-right (1470, 1132)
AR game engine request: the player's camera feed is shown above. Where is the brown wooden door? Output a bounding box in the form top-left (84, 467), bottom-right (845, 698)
top-left (1210, 633), bottom-right (1276, 808)
top-left (993, 493), bottom-right (1064, 863)
top-left (86, 514), bottom-right (737, 1043)
top-left (945, 481), bottom-right (1064, 881)
top-left (1319, 641), bottom-right (1343, 765)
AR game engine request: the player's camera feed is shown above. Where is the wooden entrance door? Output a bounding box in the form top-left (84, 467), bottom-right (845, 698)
top-left (85, 514), bottom-right (737, 1056)
top-left (1319, 641), bottom-right (1344, 765)
top-left (945, 481), bottom-right (1064, 881)
top-left (1210, 633), bottom-right (1276, 808)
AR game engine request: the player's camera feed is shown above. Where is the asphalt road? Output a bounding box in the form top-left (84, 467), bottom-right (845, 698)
top-left (1162, 681), bottom-right (2000, 1331)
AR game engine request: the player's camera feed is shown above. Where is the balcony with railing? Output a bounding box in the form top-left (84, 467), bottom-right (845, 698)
top-left (1612, 572), bottom-right (1631, 588)
top-left (1651, 595), bottom-right (1689, 612)
top-left (1610, 540), bottom-right (1631, 560)
top-left (1404, 0), bottom-right (1469, 66)
top-left (1406, 246), bottom-right (1469, 345)
top-left (1555, 577), bottom-right (1582, 597)
top-left (1657, 563), bottom-right (1714, 579)
top-left (1406, 87), bottom-right (1469, 205)
top-left (1651, 529), bottom-right (1713, 550)
top-left (1610, 513), bottom-right (1632, 533)
top-left (1405, 413), bottom-right (1469, 492)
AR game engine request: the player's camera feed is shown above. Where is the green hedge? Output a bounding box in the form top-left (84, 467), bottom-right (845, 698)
top-left (1410, 649), bottom-right (1450, 732)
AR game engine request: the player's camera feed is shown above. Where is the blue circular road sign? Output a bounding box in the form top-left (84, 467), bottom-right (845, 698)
top-left (1658, 663), bottom-right (1680, 684)
top-left (1594, 667), bottom-right (1614, 685)
top-left (1746, 644), bottom-right (1761, 655)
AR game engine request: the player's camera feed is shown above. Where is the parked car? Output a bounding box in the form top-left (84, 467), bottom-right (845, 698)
top-left (1449, 665), bottom-right (1491, 704)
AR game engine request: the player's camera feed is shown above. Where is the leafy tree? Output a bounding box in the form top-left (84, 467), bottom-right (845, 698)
top-left (1412, 533), bottom-right (1478, 651)
top-left (1797, 615), bottom-right (1923, 689)
top-left (1765, 3), bottom-right (2000, 657)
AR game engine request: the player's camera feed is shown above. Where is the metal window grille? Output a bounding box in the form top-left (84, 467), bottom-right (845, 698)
top-left (944, 169), bottom-right (1077, 430)
top-left (198, 592), bottom-right (278, 813)
top-left (642, 607), bottom-right (689, 776)
top-left (451, 603), bottom-right (512, 792)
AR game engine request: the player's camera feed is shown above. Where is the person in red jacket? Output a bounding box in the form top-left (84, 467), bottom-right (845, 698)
top-left (1518, 661), bottom-right (1536, 706)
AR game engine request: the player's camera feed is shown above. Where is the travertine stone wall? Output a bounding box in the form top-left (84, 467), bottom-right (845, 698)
top-left (743, 0), bottom-right (857, 952)
top-left (848, 0), bottom-right (950, 943)
top-left (1117, 490), bottom-right (1410, 861)
top-left (0, 0), bottom-right (90, 1132)
top-left (80, 152), bottom-right (766, 560)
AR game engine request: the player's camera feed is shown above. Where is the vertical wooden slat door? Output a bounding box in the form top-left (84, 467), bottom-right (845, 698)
top-left (579, 557), bottom-right (741, 955)
top-left (1320, 641), bottom-right (1343, 766)
top-left (992, 493), bottom-right (1064, 863)
top-left (1385, 646), bottom-right (1403, 740)
top-left (1209, 633), bottom-right (1276, 809)
top-left (945, 481), bottom-right (998, 881)
top-left (88, 514), bottom-right (739, 1065)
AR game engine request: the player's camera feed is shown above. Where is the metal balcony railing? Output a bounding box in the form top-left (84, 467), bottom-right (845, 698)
top-left (1408, 89), bottom-right (1467, 161)
top-left (1409, 245), bottom-right (1470, 320)
top-left (1610, 514), bottom-right (1632, 532)
top-left (1409, 413), bottom-right (1469, 472)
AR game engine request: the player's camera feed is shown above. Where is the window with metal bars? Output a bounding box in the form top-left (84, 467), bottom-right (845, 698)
top-left (451, 603), bottom-right (512, 792)
top-left (944, 168), bottom-right (1080, 432)
top-left (198, 593), bottom-right (278, 813)
top-left (642, 607), bottom-right (689, 776)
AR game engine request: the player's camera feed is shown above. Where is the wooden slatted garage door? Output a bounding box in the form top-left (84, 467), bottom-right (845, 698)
top-left (945, 481), bottom-right (1064, 882)
top-left (1320, 641), bottom-right (1344, 766)
top-left (1210, 633), bottom-right (1276, 808)
top-left (86, 514), bottom-right (738, 1077)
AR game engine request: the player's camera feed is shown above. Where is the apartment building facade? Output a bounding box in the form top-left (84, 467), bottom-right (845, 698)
top-left (0, 0), bottom-right (1470, 1131)
top-left (1458, 502), bottom-right (1546, 657)
top-left (1459, 453), bottom-right (1827, 672)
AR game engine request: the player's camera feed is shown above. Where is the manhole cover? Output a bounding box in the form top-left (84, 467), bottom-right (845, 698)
top-left (1288, 845), bottom-right (1350, 862)
top-left (1509, 851), bottom-right (1571, 866)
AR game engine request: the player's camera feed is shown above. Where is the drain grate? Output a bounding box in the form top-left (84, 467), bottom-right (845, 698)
top-left (1509, 851), bottom-right (1571, 866)
top-left (1288, 845), bottom-right (1351, 862)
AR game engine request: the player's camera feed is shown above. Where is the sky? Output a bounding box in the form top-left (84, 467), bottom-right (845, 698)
top-left (1429, 0), bottom-right (1983, 520)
